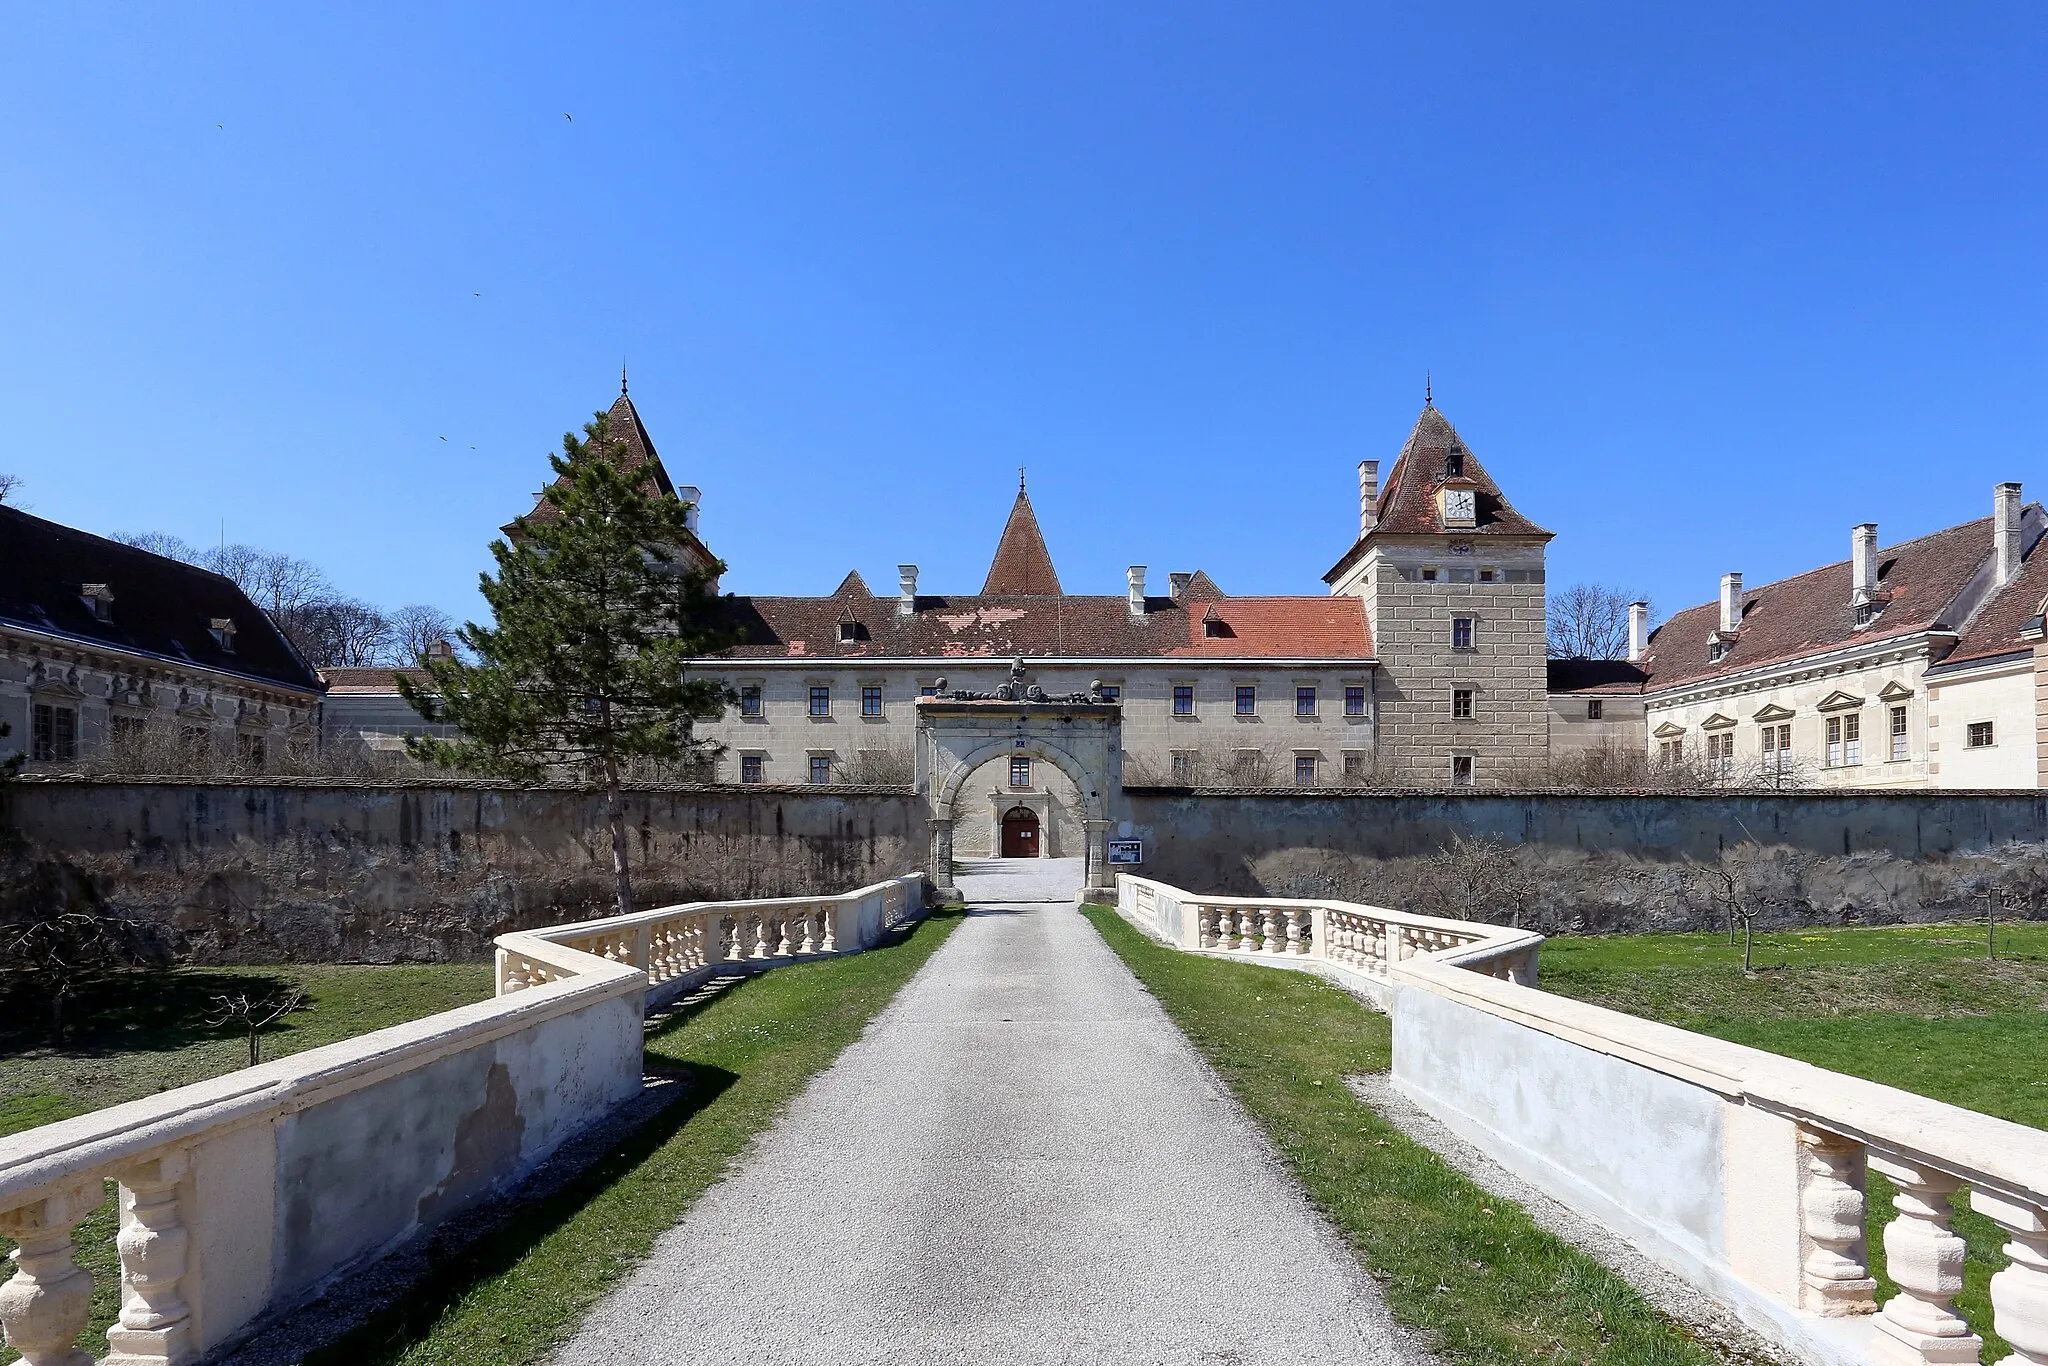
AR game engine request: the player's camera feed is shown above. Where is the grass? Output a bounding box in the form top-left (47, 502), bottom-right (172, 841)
top-left (1542, 918), bottom-right (2048, 1358)
top-left (1080, 902), bottom-right (1725, 1366)
top-left (0, 963), bottom-right (498, 1132)
top-left (306, 909), bottom-right (962, 1366)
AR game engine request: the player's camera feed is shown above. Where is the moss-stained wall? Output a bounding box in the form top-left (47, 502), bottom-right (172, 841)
top-left (4, 778), bottom-right (921, 963)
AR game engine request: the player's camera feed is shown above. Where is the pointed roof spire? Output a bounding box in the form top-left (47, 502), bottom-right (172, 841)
top-left (621, 358), bottom-right (629, 396)
top-left (981, 486), bottom-right (1063, 595)
top-left (1424, 370), bottom-right (1432, 407)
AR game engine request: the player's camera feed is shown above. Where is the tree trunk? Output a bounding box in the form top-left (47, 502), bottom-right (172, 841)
top-left (604, 758), bottom-right (633, 920)
top-left (1742, 918), bottom-right (1754, 973)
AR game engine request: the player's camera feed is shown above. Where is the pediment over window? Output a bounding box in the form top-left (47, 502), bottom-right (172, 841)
top-left (1817, 690), bottom-right (1865, 712)
top-left (1877, 681), bottom-right (1915, 702)
top-left (1700, 713), bottom-right (1736, 731)
top-left (1752, 703), bottom-right (1795, 723)
top-left (1652, 721), bottom-right (1688, 738)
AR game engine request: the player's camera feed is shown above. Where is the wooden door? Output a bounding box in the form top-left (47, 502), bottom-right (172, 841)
top-left (1000, 807), bottom-right (1040, 858)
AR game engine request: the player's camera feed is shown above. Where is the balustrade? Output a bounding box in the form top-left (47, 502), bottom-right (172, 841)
top-left (0, 1178), bottom-right (103, 1366)
top-left (1870, 1154), bottom-right (1982, 1364)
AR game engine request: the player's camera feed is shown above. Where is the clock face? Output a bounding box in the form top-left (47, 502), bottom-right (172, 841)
top-left (1444, 489), bottom-right (1476, 522)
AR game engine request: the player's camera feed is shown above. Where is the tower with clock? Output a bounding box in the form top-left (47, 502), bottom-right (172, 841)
top-left (1322, 400), bottom-right (1554, 786)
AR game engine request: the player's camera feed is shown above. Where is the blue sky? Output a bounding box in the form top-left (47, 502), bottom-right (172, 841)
top-left (3, 4), bottom-right (2044, 628)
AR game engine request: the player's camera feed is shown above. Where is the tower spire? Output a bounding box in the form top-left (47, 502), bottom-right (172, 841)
top-left (621, 358), bottom-right (629, 396)
top-left (1424, 371), bottom-right (1432, 408)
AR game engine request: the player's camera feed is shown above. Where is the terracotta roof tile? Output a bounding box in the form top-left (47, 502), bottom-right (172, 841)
top-left (1641, 514), bottom-right (2035, 690)
top-left (713, 592), bottom-right (1371, 661)
top-left (1324, 405), bottom-right (1551, 583)
top-left (1938, 532), bottom-right (2048, 669)
top-left (981, 489), bottom-right (1062, 595)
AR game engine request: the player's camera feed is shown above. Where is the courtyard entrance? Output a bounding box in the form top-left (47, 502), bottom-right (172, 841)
top-left (1000, 805), bottom-right (1041, 857)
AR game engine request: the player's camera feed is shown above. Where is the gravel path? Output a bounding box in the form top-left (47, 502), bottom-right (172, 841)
top-left (554, 861), bottom-right (1428, 1365)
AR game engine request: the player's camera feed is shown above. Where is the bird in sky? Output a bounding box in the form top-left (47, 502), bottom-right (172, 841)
top-left (564, 113), bottom-right (572, 121)
top-left (439, 436), bottom-right (448, 442)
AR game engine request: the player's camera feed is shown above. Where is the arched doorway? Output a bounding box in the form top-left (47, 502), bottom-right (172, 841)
top-left (1000, 806), bottom-right (1041, 858)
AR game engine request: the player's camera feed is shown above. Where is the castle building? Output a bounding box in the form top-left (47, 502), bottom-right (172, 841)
top-left (0, 506), bottom-right (324, 767)
top-left (321, 389), bottom-right (1559, 828)
top-left (1571, 484), bottom-right (2048, 789)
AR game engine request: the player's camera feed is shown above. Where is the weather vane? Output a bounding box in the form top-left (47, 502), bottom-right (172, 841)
top-left (1424, 371), bottom-right (1433, 407)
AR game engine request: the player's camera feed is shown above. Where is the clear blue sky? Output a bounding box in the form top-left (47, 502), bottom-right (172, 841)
top-left (4, 5), bottom-right (2044, 628)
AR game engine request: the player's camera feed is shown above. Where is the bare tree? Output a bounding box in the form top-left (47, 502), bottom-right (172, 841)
top-left (206, 988), bottom-right (308, 1066)
top-left (293, 597), bottom-right (392, 668)
top-left (1547, 583), bottom-right (1648, 660)
top-left (1, 893), bottom-right (170, 1044)
top-left (838, 742), bottom-right (916, 786)
top-left (385, 603), bottom-right (458, 666)
top-left (111, 529), bottom-right (203, 562)
top-left (1407, 835), bottom-right (1543, 928)
top-left (1690, 843), bottom-right (1807, 971)
top-left (0, 472), bottom-right (22, 505)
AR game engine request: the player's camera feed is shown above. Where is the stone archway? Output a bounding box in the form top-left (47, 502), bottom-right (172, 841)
top-left (917, 691), bottom-right (1123, 899)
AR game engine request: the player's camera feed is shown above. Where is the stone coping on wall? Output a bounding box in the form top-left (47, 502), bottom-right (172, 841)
top-left (7, 775), bottom-right (917, 795)
top-left (1121, 783), bottom-right (2048, 799)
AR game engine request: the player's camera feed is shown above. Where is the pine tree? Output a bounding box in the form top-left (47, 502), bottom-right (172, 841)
top-left (400, 412), bottom-right (736, 918)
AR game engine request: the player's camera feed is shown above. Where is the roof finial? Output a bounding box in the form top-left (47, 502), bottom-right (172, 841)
top-left (620, 358), bottom-right (629, 396)
top-left (1424, 370), bottom-right (1432, 408)
top-left (1019, 464), bottom-right (1026, 494)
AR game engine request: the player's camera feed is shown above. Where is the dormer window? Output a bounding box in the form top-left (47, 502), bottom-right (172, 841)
top-left (839, 620), bottom-right (859, 641)
top-left (79, 584), bottom-right (114, 622)
top-left (1202, 605), bottom-right (1226, 638)
top-left (1708, 640), bottom-right (1731, 662)
top-left (209, 617), bottom-right (237, 653)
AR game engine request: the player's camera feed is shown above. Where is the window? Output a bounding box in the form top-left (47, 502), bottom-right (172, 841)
top-left (838, 620), bottom-right (862, 642)
top-left (31, 703), bottom-right (76, 762)
top-left (1854, 601), bottom-right (1879, 626)
top-left (180, 727), bottom-right (210, 757)
top-left (1707, 731), bottom-right (1734, 773)
top-left (1010, 756), bottom-right (1032, 788)
top-left (237, 732), bottom-right (266, 769)
top-left (1295, 686), bottom-right (1316, 717)
top-left (1968, 721), bottom-right (1995, 749)
top-left (740, 755), bottom-right (765, 784)
top-left (1451, 755), bottom-right (1474, 786)
top-left (1235, 686), bottom-right (1256, 716)
top-left (1890, 705), bottom-right (1909, 761)
top-left (1171, 752), bottom-right (1194, 784)
top-left (1172, 685), bottom-right (1195, 716)
top-left (920, 685), bottom-right (938, 698)
top-left (1825, 714), bottom-right (1862, 767)
top-left (1659, 737), bottom-right (1684, 765)
top-left (809, 755), bottom-right (832, 784)
top-left (739, 685), bottom-right (762, 718)
top-left (1478, 569), bottom-right (1496, 583)
top-left (1708, 641), bottom-right (1731, 663)
top-left (1586, 700), bottom-right (1604, 720)
top-left (111, 714), bottom-right (145, 745)
top-left (1344, 685), bottom-right (1366, 717)
top-left (1100, 685), bottom-right (1121, 703)
top-left (1342, 753), bottom-right (1368, 782)
top-left (209, 618), bottom-right (236, 653)
top-left (861, 685), bottom-right (883, 718)
top-left (1294, 755), bottom-right (1317, 787)
top-left (1760, 722), bottom-right (1792, 771)
top-left (1420, 567), bottom-right (1439, 583)
top-left (1452, 688), bottom-right (1474, 719)
top-left (1451, 617), bottom-right (1475, 649)
top-left (808, 686), bottom-right (830, 717)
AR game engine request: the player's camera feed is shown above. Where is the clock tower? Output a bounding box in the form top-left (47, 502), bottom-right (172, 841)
top-left (1323, 404), bottom-right (1554, 786)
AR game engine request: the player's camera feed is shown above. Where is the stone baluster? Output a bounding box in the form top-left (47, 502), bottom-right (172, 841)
top-left (773, 913), bottom-right (793, 957)
top-left (1869, 1154), bottom-right (1983, 1365)
top-left (105, 1152), bottom-right (194, 1365)
top-left (0, 1177), bottom-right (104, 1366)
top-left (1972, 1189), bottom-right (2048, 1366)
top-left (746, 912), bottom-right (768, 960)
top-left (1795, 1127), bottom-right (1876, 1316)
top-left (1383, 923), bottom-right (1404, 973)
top-left (1213, 907), bottom-right (1234, 951)
top-left (1195, 906), bottom-right (1214, 949)
top-left (1286, 908), bottom-right (1308, 955)
top-left (819, 903), bottom-right (838, 953)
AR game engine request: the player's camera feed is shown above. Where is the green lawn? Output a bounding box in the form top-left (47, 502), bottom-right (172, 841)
top-left (1540, 918), bottom-right (2048, 1357)
top-left (1081, 903), bottom-right (1727, 1366)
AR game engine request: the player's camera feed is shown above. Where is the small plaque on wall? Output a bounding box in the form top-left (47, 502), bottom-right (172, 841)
top-left (1107, 840), bottom-right (1144, 865)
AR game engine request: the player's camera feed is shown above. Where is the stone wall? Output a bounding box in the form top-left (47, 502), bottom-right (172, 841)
top-left (1121, 787), bottom-right (2048, 931)
top-left (3, 778), bottom-right (921, 963)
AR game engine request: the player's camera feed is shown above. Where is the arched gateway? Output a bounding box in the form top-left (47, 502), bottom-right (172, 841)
top-left (917, 661), bottom-right (1123, 901)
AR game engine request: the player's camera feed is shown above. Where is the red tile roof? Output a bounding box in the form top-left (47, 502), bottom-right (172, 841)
top-left (1642, 515), bottom-right (2028, 691)
top-left (1938, 533), bottom-right (2048, 669)
top-left (981, 488), bottom-right (1062, 595)
top-left (1325, 405), bottom-right (1552, 584)
top-left (715, 590), bottom-right (1371, 661)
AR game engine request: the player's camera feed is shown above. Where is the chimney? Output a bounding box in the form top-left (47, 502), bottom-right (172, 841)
top-left (1169, 571), bottom-right (1192, 598)
top-left (676, 485), bottom-right (702, 536)
top-left (1996, 482), bottom-right (2023, 586)
top-left (1851, 523), bottom-right (1878, 603)
top-left (1357, 460), bottom-right (1380, 536)
top-left (1719, 573), bottom-right (1742, 634)
top-left (897, 564), bottom-right (918, 617)
top-left (1127, 566), bottom-right (1147, 619)
top-left (1627, 601), bottom-right (1649, 663)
